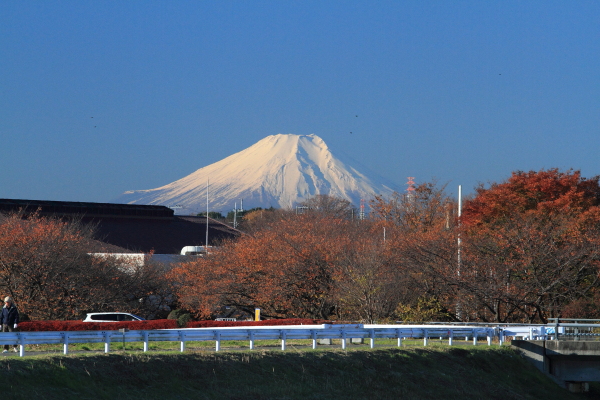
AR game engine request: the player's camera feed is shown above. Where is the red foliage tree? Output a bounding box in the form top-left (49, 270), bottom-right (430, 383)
top-left (459, 169), bottom-right (600, 322)
top-left (0, 211), bottom-right (171, 320)
top-left (458, 211), bottom-right (600, 322)
top-left (462, 168), bottom-right (600, 226)
top-left (170, 199), bottom-right (410, 323)
top-left (170, 212), bottom-right (346, 320)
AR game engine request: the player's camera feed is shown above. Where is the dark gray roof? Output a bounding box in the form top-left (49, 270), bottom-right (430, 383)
top-left (0, 198), bottom-right (242, 254)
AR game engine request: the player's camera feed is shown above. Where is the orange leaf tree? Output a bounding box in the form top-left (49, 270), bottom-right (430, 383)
top-left (171, 197), bottom-right (413, 322)
top-left (460, 169), bottom-right (600, 322)
top-left (370, 181), bottom-right (459, 321)
top-left (0, 211), bottom-right (167, 320)
top-left (171, 211), bottom-right (345, 320)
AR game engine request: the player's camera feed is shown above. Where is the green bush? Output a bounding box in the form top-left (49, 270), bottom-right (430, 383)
top-left (177, 313), bottom-right (192, 328)
top-left (168, 309), bottom-right (192, 327)
top-left (167, 309), bottom-right (186, 320)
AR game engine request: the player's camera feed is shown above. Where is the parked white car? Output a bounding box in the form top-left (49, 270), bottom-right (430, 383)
top-left (83, 312), bottom-right (145, 322)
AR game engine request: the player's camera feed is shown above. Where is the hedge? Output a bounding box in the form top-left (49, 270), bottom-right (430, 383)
top-left (18, 318), bottom-right (329, 332)
top-left (18, 319), bottom-right (177, 332)
top-left (185, 318), bottom-right (329, 328)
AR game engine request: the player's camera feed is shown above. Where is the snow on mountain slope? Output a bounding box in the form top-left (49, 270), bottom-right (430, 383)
top-left (113, 134), bottom-right (398, 214)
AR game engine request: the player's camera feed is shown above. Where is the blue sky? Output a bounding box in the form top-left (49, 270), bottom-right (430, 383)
top-left (1, 1), bottom-right (599, 203)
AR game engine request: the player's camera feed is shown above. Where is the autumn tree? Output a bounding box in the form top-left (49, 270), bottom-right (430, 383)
top-left (0, 211), bottom-right (170, 320)
top-left (297, 195), bottom-right (357, 219)
top-left (331, 223), bottom-right (412, 323)
top-left (171, 211), bottom-right (347, 320)
top-left (171, 194), bottom-right (414, 323)
top-left (237, 207), bottom-right (290, 234)
top-left (458, 210), bottom-right (600, 322)
top-left (370, 181), bottom-right (459, 321)
top-left (459, 169), bottom-right (600, 322)
top-left (374, 171), bottom-right (600, 323)
top-left (462, 168), bottom-right (600, 226)
top-left (371, 180), bottom-right (455, 233)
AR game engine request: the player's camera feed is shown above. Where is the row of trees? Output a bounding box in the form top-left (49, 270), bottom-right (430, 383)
top-left (172, 169), bottom-right (600, 323)
top-left (171, 210), bottom-right (412, 322)
top-left (457, 169), bottom-right (600, 322)
top-left (2, 168), bottom-right (599, 324)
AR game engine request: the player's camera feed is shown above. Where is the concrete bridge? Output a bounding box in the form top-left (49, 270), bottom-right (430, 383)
top-left (512, 340), bottom-right (600, 393)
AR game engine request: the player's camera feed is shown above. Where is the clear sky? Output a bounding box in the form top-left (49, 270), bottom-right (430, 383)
top-left (1, 1), bottom-right (599, 203)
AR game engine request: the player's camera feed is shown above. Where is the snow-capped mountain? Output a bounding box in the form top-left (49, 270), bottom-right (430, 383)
top-left (113, 134), bottom-right (398, 214)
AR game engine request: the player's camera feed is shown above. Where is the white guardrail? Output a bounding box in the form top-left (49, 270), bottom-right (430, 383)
top-left (0, 323), bottom-right (545, 358)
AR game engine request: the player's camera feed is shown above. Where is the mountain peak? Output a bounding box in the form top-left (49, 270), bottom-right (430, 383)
top-left (114, 134), bottom-right (397, 214)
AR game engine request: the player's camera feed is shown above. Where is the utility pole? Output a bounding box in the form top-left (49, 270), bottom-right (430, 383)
top-left (456, 184), bottom-right (462, 320)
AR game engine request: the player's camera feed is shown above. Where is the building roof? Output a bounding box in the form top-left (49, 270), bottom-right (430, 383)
top-left (0, 198), bottom-right (174, 219)
top-left (91, 215), bottom-right (240, 254)
top-left (0, 198), bottom-right (242, 254)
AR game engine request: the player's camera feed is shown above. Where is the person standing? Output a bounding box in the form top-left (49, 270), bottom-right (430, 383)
top-left (1, 296), bottom-right (19, 353)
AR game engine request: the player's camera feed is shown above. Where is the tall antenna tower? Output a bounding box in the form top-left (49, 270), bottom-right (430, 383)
top-left (359, 198), bottom-right (366, 220)
top-left (232, 200), bottom-right (244, 229)
top-left (406, 177), bottom-right (416, 202)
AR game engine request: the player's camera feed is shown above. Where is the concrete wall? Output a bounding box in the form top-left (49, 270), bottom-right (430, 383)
top-left (512, 340), bottom-right (600, 391)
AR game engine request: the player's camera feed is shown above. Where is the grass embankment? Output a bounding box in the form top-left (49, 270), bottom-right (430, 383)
top-left (0, 345), bottom-right (593, 400)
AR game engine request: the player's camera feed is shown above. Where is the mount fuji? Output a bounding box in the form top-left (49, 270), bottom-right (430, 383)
top-left (113, 134), bottom-right (399, 214)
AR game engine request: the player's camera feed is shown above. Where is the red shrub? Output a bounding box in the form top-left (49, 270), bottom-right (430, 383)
top-left (19, 319), bottom-right (177, 332)
top-left (185, 318), bottom-right (328, 328)
top-left (19, 318), bottom-right (329, 331)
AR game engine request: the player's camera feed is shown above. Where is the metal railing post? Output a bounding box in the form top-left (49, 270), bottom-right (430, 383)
top-left (63, 332), bottom-right (69, 355)
top-left (104, 331), bottom-right (110, 353)
top-left (18, 333), bottom-right (24, 357)
top-left (143, 331), bottom-right (149, 352)
top-left (179, 331), bottom-right (185, 352)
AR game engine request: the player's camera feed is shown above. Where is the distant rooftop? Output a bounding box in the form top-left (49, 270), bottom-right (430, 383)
top-left (0, 198), bottom-right (174, 219)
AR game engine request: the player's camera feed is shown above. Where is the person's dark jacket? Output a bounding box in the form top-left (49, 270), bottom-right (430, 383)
top-left (1, 305), bottom-right (19, 326)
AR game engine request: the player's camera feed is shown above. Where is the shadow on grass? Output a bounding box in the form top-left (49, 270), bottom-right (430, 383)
top-left (0, 347), bottom-right (586, 400)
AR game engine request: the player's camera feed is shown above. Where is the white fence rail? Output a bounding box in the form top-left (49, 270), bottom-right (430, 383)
top-left (0, 324), bottom-right (500, 357)
top-left (2, 322), bottom-right (586, 358)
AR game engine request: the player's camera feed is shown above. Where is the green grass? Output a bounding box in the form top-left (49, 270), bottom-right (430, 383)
top-left (25, 337), bottom-right (492, 353)
top-left (0, 345), bottom-right (590, 400)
